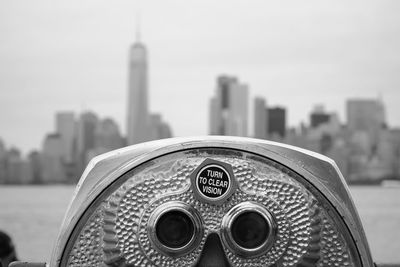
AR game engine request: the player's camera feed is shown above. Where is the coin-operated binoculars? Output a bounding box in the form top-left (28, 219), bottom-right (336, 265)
top-left (12, 137), bottom-right (377, 267)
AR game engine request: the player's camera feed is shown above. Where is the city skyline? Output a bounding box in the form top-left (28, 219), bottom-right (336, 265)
top-left (0, 85), bottom-right (395, 156)
top-left (2, 90), bottom-right (399, 184)
top-left (0, 89), bottom-right (391, 157)
top-left (0, 62), bottom-right (398, 184)
top-left (1, 1), bottom-right (400, 154)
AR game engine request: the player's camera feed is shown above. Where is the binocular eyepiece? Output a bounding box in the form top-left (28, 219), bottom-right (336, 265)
top-left (14, 137), bottom-right (376, 267)
top-left (147, 200), bottom-right (276, 261)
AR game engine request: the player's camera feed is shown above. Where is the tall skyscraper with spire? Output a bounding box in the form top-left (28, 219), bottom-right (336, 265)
top-left (127, 27), bottom-right (150, 145)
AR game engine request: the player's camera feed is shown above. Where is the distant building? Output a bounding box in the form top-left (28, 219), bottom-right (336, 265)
top-left (94, 118), bottom-right (124, 152)
top-left (326, 138), bottom-right (349, 179)
top-left (4, 147), bottom-right (32, 184)
top-left (77, 111), bottom-right (99, 167)
top-left (41, 133), bottom-right (65, 183)
top-left (285, 127), bottom-right (307, 149)
top-left (127, 38), bottom-right (150, 145)
top-left (56, 112), bottom-right (75, 163)
top-left (254, 97), bottom-right (268, 139)
top-left (310, 105), bottom-right (331, 128)
top-left (0, 139), bottom-right (6, 183)
top-left (209, 96), bottom-right (221, 135)
top-left (375, 129), bottom-right (400, 179)
top-left (5, 147), bottom-right (21, 183)
top-left (389, 129), bottom-right (400, 178)
top-left (348, 130), bottom-right (371, 156)
top-left (347, 98), bottom-right (386, 146)
top-left (307, 105), bottom-right (342, 154)
top-left (348, 153), bottom-right (389, 183)
top-left (209, 75), bottom-right (249, 136)
top-left (0, 141), bottom-right (34, 184)
top-left (28, 150), bottom-right (42, 184)
top-left (268, 107), bottom-right (286, 139)
top-left (148, 113), bottom-right (173, 140)
top-left (5, 147), bottom-right (19, 183)
top-left (17, 160), bottom-right (33, 184)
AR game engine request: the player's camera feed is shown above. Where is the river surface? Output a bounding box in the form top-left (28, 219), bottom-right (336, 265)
top-left (0, 185), bottom-right (399, 264)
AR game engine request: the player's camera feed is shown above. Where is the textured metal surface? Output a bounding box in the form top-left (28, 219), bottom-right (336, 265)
top-left (64, 148), bottom-right (359, 266)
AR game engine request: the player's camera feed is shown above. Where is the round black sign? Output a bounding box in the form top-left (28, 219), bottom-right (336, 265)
top-left (195, 164), bottom-right (231, 200)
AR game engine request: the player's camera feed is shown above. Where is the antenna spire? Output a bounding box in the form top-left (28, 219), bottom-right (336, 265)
top-left (136, 6), bottom-right (141, 42)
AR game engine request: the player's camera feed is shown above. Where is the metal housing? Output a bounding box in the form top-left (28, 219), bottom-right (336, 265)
top-left (50, 136), bottom-right (374, 267)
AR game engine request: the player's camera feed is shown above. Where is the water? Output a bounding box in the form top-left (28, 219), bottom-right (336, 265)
top-left (0, 186), bottom-right (73, 263)
top-left (0, 185), bottom-right (399, 264)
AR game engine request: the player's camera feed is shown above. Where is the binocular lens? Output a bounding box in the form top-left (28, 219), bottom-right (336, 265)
top-left (222, 202), bottom-right (276, 257)
top-left (231, 211), bottom-right (269, 249)
top-left (156, 210), bottom-right (195, 249)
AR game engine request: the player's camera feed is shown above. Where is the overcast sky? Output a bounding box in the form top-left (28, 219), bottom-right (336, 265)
top-left (1, 1), bottom-right (400, 154)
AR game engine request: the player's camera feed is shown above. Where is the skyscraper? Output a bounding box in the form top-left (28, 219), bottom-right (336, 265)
top-left (254, 97), bottom-right (268, 139)
top-left (310, 105), bottom-right (331, 129)
top-left (148, 113), bottom-right (173, 140)
top-left (94, 118), bottom-right (124, 151)
top-left (77, 111), bottom-right (98, 167)
top-left (347, 98), bottom-right (386, 145)
top-left (41, 133), bottom-right (65, 183)
top-left (127, 36), bottom-right (149, 145)
top-left (0, 139), bottom-right (5, 184)
top-left (56, 112), bottom-right (75, 163)
top-left (209, 75), bottom-right (249, 136)
top-left (268, 107), bottom-right (286, 138)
